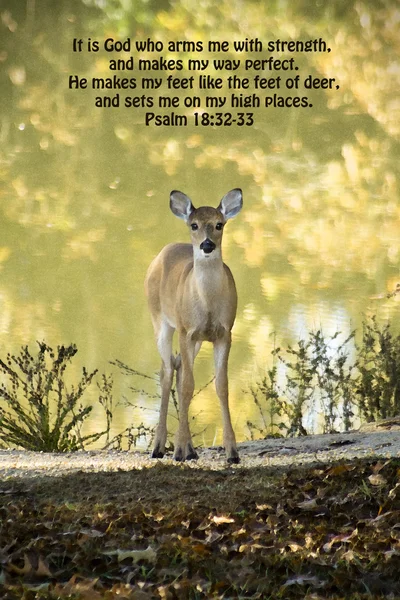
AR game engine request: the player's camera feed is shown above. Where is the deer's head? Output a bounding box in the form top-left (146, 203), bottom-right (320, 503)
top-left (170, 189), bottom-right (243, 259)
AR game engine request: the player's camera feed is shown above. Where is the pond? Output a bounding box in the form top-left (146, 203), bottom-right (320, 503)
top-left (0, 0), bottom-right (399, 448)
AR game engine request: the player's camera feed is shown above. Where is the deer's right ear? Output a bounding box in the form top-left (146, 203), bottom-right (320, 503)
top-left (170, 191), bottom-right (195, 222)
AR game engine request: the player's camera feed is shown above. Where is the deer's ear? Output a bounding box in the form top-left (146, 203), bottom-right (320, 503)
top-left (170, 191), bottom-right (195, 222)
top-left (217, 188), bottom-right (243, 220)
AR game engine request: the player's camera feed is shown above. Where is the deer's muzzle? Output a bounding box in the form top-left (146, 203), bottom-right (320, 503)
top-left (200, 238), bottom-right (216, 254)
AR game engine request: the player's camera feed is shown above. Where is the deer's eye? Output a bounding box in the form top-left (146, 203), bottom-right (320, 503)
top-left (191, 223), bottom-right (198, 231)
top-left (216, 222), bottom-right (223, 230)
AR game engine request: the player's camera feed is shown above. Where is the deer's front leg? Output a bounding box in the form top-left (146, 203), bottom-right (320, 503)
top-left (174, 332), bottom-right (198, 461)
top-left (214, 332), bottom-right (240, 464)
top-left (152, 322), bottom-right (174, 458)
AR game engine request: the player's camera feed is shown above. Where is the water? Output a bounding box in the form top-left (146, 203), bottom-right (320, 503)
top-left (1, 0), bottom-right (399, 447)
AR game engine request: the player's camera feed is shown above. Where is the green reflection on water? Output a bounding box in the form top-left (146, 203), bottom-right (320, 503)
top-left (0, 0), bottom-right (399, 446)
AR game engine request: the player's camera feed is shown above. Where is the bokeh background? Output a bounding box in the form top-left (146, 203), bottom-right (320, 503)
top-left (1, 0), bottom-right (399, 446)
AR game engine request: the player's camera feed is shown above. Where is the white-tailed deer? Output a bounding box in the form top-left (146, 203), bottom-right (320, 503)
top-left (145, 189), bottom-right (243, 463)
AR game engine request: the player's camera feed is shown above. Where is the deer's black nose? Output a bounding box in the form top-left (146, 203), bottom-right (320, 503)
top-left (200, 238), bottom-right (216, 254)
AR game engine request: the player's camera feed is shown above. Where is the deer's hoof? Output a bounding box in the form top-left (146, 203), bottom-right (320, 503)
top-left (173, 444), bottom-right (198, 461)
top-left (227, 454), bottom-right (240, 464)
top-left (173, 447), bottom-right (184, 461)
top-left (186, 448), bottom-right (199, 460)
top-left (151, 446), bottom-right (164, 459)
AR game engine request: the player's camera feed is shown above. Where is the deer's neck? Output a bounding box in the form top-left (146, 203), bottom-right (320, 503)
top-left (192, 249), bottom-right (225, 305)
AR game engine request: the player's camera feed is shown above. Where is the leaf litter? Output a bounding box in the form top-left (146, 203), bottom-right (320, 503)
top-left (0, 458), bottom-right (400, 599)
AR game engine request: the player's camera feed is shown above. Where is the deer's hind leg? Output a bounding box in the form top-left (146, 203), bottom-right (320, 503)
top-left (151, 320), bottom-right (175, 458)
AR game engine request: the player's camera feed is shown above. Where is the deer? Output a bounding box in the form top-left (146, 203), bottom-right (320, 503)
top-left (144, 188), bottom-right (243, 464)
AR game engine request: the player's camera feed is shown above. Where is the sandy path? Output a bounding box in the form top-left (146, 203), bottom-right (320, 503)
top-left (1, 421), bottom-right (399, 479)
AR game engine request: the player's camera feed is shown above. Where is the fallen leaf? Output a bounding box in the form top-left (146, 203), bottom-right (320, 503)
top-left (326, 464), bottom-right (355, 477)
top-left (368, 474), bottom-right (387, 486)
top-left (204, 530), bottom-right (224, 544)
top-left (287, 541), bottom-right (303, 552)
top-left (53, 576), bottom-right (102, 600)
top-left (323, 529), bottom-right (358, 553)
top-left (342, 549), bottom-right (356, 562)
top-left (297, 498), bottom-right (318, 510)
top-left (15, 582), bottom-right (51, 593)
top-left (103, 546), bottom-right (157, 563)
top-left (8, 553), bottom-right (52, 577)
top-left (211, 515), bottom-right (235, 525)
top-left (191, 544), bottom-right (211, 556)
top-left (79, 528), bottom-right (104, 538)
top-left (256, 503), bottom-right (273, 511)
top-left (371, 460), bottom-right (391, 474)
top-left (384, 548), bottom-right (400, 561)
top-left (282, 574), bottom-right (326, 588)
top-left (389, 482), bottom-right (400, 499)
top-left (365, 511), bottom-right (394, 527)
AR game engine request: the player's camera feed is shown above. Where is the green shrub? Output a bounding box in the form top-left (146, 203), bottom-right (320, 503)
top-left (248, 319), bottom-right (400, 438)
top-left (356, 317), bottom-right (400, 422)
top-left (0, 342), bottom-right (107, 452)
top-left (246, 363), bottom-right (287, 439)
top-left (2, 316), bottom-right (400, 452)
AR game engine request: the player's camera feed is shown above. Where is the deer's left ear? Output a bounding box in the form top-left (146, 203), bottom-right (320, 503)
top-left (217, 188), bottom-right (243, 220)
